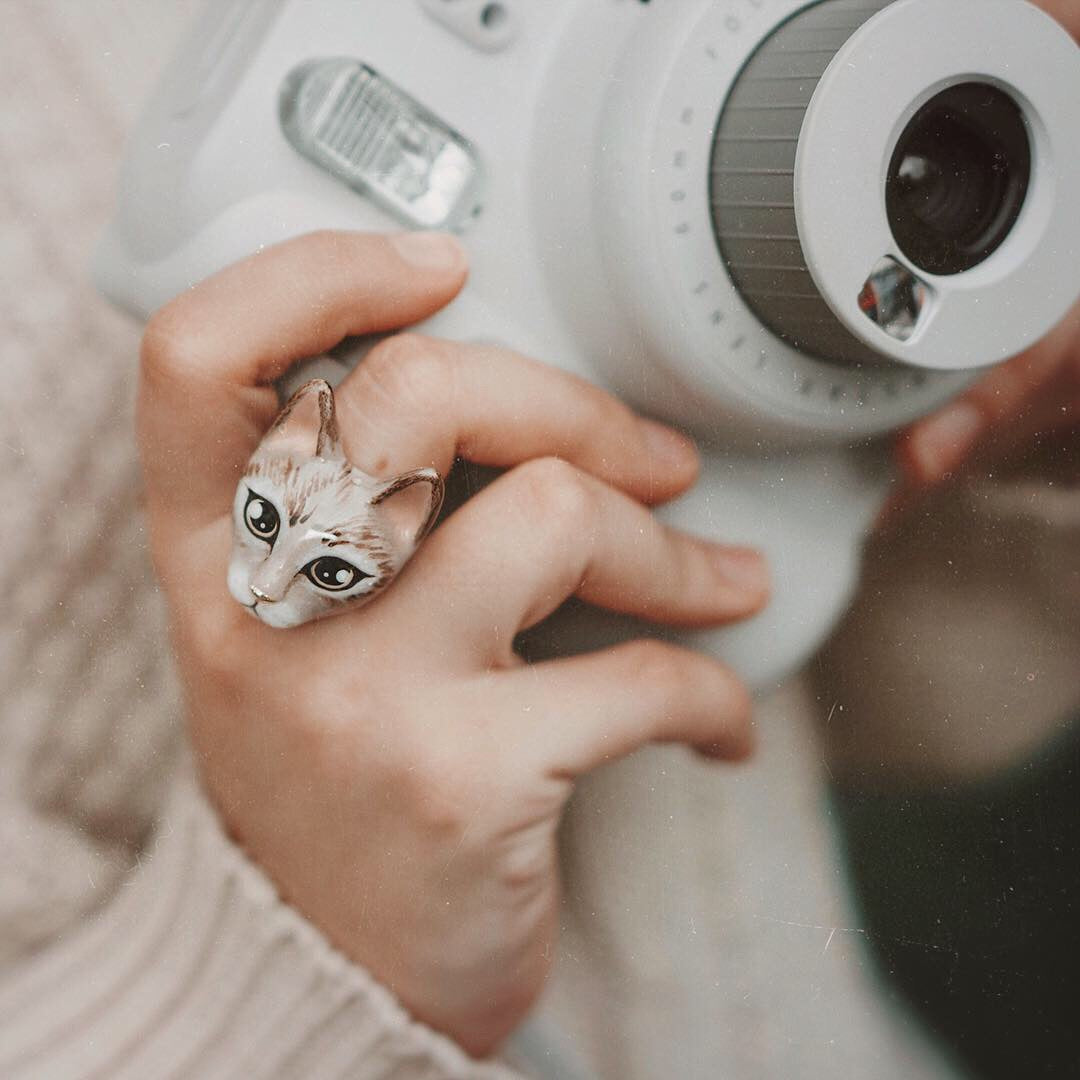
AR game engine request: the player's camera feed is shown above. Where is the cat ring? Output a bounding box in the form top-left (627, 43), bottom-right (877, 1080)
top-left (226, 379), bottom-right (444, 628)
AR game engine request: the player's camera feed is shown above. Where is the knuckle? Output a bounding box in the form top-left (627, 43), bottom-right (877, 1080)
top-left (140, 304), bottom-right (196, 383)
top-left (511, 457), bottom-right (592, 527)
top-left (178, 604), bottom-right (245, 683)
top-left (361, 334), bottom-right (451, 413)
top-left (291, 702), bottom-right (372, 786)
top-left (497, 824), bottom-right (555, 891)
top-left (618, 640), bottom-right (685, 699)
top-left (382, 734), bottom-right (479, 833)
top-left (414, 788), bottom-right (469, 836)
top-left (398, 742), bottom-right (480, 835)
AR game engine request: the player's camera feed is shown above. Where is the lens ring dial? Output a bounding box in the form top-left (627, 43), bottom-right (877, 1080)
top-left (598, 0), bottom-right (972, 438)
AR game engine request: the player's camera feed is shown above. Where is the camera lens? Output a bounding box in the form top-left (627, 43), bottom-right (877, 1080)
top-left (886, 83), bottom-right (1031, 276)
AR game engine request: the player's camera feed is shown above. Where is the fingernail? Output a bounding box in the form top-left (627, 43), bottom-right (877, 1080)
top-left (908, 402), bottom-right (983, 484)
top-left (390, 231), bottom-right (467, 272)
top-left (641, 419), bottom-right (699, 473)
top-left (694, 743), bottom-right (731, 762)
top-left (711, 547), bottom-right (770, 596)
top-left (695, 727), bottom-right (756, 763)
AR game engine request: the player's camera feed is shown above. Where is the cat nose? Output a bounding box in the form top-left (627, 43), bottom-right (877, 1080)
top-left (249, 584), bottom-right (278, 604)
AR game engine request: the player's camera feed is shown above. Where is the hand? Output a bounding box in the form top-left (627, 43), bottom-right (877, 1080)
top-left (891, 302), bottom-right (1080, 508)
top-left (889, 0), bottom-right (1080, 512)
top-left (138, 230), bottom-right (769, 1056)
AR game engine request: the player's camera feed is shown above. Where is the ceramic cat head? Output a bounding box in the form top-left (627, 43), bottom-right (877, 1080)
top-left (227, 379), bottom-right (443, 628)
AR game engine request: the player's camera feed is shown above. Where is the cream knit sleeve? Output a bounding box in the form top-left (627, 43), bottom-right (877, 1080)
top-left (0, 776), bottom-right (524, 1080)
top-left (0, 4), bottom-right (522, 1074)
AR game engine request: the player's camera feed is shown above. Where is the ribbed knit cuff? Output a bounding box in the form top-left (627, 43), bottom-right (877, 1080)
top-left (0, 778), bottom-right (524, 1080)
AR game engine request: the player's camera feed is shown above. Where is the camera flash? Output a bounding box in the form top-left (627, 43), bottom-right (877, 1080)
top-left (858, 257), bottom-right (931, 344)
top-left (280, 58), bottom-right (481, 229)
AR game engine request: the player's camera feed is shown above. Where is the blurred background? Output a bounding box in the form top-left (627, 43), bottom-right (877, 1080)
top-left (817, 477), bottom-right (1080, 1079)
top-left (1, 0), bottom-right (196, 964)
top-left (2, 4), bottom-right (1077, 1078)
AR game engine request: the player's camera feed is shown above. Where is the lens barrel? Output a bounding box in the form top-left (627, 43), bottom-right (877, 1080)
top-left (710, 0), bottom-right (1034, 366)
top-left (709, 0), bottom-right (894, 366)
top-left (885, 83), bottom-right (1031, 277)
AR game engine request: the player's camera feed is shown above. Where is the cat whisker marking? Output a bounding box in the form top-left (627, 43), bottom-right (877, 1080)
top-left (229, 380), bottom-right (441, 628)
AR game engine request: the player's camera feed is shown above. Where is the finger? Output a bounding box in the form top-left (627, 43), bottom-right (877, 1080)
top-left (897, 306), bottom-right (1079, 489)
top-left (395, 457), bottom-right (769, 660)
top-left (1031, 0), bottom-right (1080, 41)
top-left (137, 230), bottom-right (468, 522)
top-left (475, 640), bottom-right (753, 777)
top-left (334, 334), bottom-right (699, 505)
top-left (876, 387), bottom-right (1080, 534)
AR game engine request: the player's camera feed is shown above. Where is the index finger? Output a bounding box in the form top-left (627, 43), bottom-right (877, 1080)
top-left (137, 230), bottom-right (467, 522)
top-left (1033, 1), bottom-right (1080, 41)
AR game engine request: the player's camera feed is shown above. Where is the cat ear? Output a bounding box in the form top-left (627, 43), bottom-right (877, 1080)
top-left (370, 468), bottom-right (445, 555)
top-left (261, 379), bottom-right (343, 459)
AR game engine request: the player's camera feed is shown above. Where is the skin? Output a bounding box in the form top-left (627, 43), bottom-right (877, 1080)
top-left (138, 230), bottom-right (770, 1056)
top-left (141, 5), bottom-right (1078, 1051)
top-left (889, 0), bottom-right (1080, 513)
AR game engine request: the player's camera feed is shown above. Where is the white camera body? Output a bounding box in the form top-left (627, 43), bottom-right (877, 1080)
top-left (95, 0), bottom-right (1080, 688)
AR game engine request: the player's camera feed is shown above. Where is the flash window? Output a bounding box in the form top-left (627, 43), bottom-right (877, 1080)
top-left (279, 58), bottom-right (482, 229)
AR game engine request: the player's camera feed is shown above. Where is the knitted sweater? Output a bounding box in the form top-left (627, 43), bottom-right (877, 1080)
top-left (3, 4), bottom-right (1078, 1078)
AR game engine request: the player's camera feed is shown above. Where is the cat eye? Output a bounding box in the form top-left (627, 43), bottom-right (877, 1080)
top-left (243, 489), bottom-right (280, 545)
top-left (303, 556), bottom-right (371, 592)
